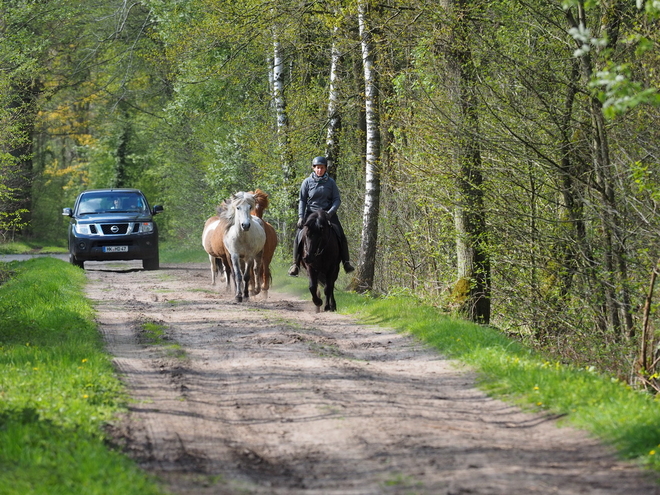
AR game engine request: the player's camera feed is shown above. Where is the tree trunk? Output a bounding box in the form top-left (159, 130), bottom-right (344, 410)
top-left (325, 28), bottom-right (342, 180)
top-left (354, 0), bottom-right (381, 293)
top-left (272, 25), bottom-right (295, 210)
top-left (567, 3), bottom-right (633, 338)
top-left (2, 80), bottom-right (41, 235)
top-left (441, 0), bottom-right (491, 324)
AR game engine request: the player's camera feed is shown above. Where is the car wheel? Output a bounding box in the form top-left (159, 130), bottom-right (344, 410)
top-left (143, 255), bottom-right (159, 271)
top-left (69, 252), bottom-right (84, 269)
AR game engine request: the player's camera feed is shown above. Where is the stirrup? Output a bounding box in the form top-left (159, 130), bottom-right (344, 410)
top-left (288, 264), bottom-right (299, 276)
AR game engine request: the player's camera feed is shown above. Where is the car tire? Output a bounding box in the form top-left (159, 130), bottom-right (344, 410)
top-left (143, 255), bottom-right (159, 271)
top-left (69, 252), bottom-right (84, 269)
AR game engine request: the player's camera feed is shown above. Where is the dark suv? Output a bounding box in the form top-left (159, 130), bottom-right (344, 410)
top-left (63, 188), bottom-right (164, 270)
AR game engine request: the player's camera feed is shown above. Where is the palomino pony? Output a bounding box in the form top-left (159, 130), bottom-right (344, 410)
top-left (299, 209), bottom-right (341, 312)
top-left (202, 200), bottom-right (232, 291)
top-left (222, 192), bottom-right (266, 302)
top-left (248, 189), bottom-right (278, 298)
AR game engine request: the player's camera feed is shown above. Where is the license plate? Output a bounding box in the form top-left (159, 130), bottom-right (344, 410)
top-left (103, 246), bottom-right (128, 253)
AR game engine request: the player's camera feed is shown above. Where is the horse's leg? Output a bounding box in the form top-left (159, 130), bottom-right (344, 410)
top-left (209, 254), bottom-right (217, 285)
top-left (252, 252), bottom-right (263, 297)
top-left (261, 261), bottom-right (269, 301)
top-left (221, 257), bottom-right (232, 292)
top-left (230, 253), bottom-right (243, 302)
top-left (242, 258), bottom-right (251, 301)
top-left (325, 265), bottom-right (340, 311)
top-left (308, 271), bottom-right (323, 309)
top-left (324, 280), bottom-right (336, 312)
top-left (247, 262), bottom-right (255, 295)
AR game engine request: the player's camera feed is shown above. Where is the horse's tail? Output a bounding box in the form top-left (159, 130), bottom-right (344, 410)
top-left (264, 266), bottom-right (273, 287)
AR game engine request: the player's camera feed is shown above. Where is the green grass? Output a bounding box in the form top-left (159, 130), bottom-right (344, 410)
top-left (159, 241), bottom-right (207, 263)
top-left (0, 258), bottom-right (165, 495)
top-left (0, 240), bottom-right (67, 255)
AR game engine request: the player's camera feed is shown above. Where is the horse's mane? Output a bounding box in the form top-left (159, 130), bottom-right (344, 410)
top-left (215, 199), bottom-right (230, 216)
top-left (304, 209), bottom-right (331, 233)
top-left (248, 189), bottom-right (269, 219)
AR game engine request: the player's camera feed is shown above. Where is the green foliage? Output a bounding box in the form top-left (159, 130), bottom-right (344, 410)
top-left (564, 0), bottom-right (660, 118)
top-left (592, 63), bottom-right (660, 119)
top-left (0, 258), bottom-right (164, 494)
top-left (5, 0), bottom-right (660, 393)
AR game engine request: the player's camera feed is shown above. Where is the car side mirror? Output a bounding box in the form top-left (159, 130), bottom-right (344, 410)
top-left (62, 207), bottom-right (73, 217)
top-left (152, 205), bottom-right (164, 215)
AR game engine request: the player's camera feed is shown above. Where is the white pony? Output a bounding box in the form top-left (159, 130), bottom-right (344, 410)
top-left (221, 192), bottom-right (266, 302)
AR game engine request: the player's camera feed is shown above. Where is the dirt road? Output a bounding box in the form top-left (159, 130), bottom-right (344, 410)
top-left (86, 262), bottom-right (659, 494)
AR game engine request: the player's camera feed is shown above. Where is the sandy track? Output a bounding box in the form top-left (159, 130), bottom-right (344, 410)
top-left (85, 262), bottom-right (659, 494)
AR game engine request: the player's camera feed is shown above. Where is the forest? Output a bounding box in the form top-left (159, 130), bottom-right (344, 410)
top-left (1, 0), bottom-right (659, 388)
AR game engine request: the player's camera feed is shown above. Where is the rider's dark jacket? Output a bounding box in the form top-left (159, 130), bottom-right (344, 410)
top-left (298, 172), bottom-right (341, 219)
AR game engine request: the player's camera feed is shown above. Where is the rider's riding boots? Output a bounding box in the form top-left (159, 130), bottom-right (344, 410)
top-left (343, 261), bottom-right (355, 273)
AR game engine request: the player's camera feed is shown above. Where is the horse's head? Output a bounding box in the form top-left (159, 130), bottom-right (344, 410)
top-left (223, 192), bottom-right (256, 231)
top-left (232, 192), bottom-right (256, 231)
top-left (248, 189), bottom-right (269, 219)
top-left (302, 210), bottom-right (331, 264)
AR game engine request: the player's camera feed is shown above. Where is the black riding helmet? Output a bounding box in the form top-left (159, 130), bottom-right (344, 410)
top-left (312, 156), bottom-right (328, 167)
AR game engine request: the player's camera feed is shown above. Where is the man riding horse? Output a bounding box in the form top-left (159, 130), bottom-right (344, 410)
top-left (288, 156), bottom-right (355, 276)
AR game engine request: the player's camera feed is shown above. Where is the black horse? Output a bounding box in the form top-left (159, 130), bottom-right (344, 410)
top-left (299, 210), bottom-right (341, 312)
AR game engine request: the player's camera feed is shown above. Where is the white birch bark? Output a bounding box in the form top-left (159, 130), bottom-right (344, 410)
top-left (356, 1), bottom-right (381, 292)
top-left (272, 23), bottom-right (293, 186)
top-left (325, 27), bottom-right (342, 177)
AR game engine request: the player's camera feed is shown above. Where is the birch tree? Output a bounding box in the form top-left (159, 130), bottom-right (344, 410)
top-left (355, 0), bottom-right (381, 292)
top-left (325, 25), bottom-right (342, 179)
top-left (272, 21), bottom-right (294, 194)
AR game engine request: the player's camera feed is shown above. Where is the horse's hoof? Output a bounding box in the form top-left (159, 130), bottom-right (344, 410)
top-left (235, 296), bottom-right (243, 302)
top-left (315, 305), bottom-right (321, 314)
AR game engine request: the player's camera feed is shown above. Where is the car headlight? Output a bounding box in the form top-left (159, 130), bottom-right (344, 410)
top-left (138, 222), bottom-right (154, 233)
top-left (74, 224), bottom-right (92, 235)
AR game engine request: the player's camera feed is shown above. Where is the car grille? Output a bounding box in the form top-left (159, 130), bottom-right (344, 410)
top-left (100, 223), bottom-right (131, 235)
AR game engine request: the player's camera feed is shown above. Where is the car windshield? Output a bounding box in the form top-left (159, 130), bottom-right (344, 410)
top-left (77, 192), bottom-right (148, 214)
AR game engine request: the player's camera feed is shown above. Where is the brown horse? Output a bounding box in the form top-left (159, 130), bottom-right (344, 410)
top-left (248, 189), bottom-right (278, 298)
top-left (202, 201), bottom-right (232, 291)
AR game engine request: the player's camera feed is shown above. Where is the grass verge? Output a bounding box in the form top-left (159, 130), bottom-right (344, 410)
top-left (159, 241), bottom-right (207, 263)
top-left (0, 240), bottom-right (66, 255)
top-left (274, 263), bottom-right (660, 473)
top-left (0, 257), bottom-right (165, 495)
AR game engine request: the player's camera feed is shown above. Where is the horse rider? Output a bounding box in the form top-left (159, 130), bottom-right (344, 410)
top-left (288, 156), bottom-right (356, 276)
